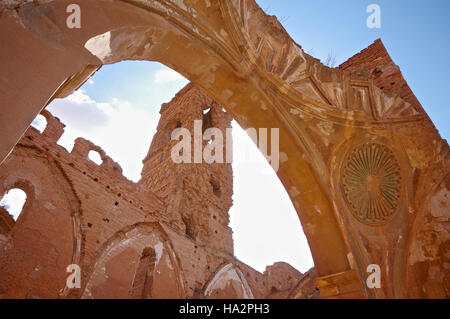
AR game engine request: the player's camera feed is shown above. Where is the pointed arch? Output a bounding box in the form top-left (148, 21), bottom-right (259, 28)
top-left (82, 222), bottom-right (185, 299)
top-left (203, 263), bottom-right (254, 299)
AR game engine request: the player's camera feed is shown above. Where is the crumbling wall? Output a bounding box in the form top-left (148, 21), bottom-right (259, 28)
top-left (0, 90), bottom-right (309, 299)
top-left (338, 39), bottom-right (423, 114)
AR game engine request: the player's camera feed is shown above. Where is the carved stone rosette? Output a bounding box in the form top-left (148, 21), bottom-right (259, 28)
top-left (341, 142), bottom-right (401, 225)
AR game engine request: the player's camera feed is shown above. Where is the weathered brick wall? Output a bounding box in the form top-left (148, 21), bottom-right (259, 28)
top-left (0, 86), bottom-right (310, 299)
top-left (339, 39), bottom-right (423, 114)
top-left (140, 83), bottom-right (234, 255)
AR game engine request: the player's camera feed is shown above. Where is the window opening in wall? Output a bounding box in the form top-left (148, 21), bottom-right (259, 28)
top-left (0, 188), bottom-right (27, 221)
top-left (30, 114), bottom-right (47, 133)
top-left (88, 150), bottom-right (103, 165)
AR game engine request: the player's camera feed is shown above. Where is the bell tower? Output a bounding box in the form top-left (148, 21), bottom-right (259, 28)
top-left (139, 83), bottom-right (234, 254)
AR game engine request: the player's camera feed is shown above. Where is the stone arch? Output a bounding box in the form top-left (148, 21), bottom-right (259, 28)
top-left (81, 222), bottom-right (185, 299)
top-left (203, 263), bottom-right (254, 299)
top-left (0, 144), bottom-right (82, 298)
top-left (1, 0), bottom-right (446, 298)
top-left (0, 0), bottom-right (353, 283)
top-left (0, 178), bottom-right (35, 230)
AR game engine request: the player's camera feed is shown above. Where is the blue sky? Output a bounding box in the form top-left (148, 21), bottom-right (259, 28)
top-left (10, 1), bottom-right (447, 274)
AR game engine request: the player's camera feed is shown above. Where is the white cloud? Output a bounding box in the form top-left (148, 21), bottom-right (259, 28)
top-left (88, 79), bottom-right (94, 85)
top-left (46, 90), bottom-right (157, 182)
top-left (154, 68), bottom-right (184, 84)
top-left (47, 90), bottom-right (110, 132)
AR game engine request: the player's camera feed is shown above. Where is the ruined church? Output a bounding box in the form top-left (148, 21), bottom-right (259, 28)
top-left (0, 83), bottom-right (317, 299)
top-left (0, 0), bottom-right (449, 299)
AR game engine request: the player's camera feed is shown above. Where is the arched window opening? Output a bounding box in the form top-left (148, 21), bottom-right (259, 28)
top-left (182, 216), bottom-right (195, 239)
top-left (88, 150), bottom-right (103, 165)
top-left (0, 188), bottom-right (27, 222)
top-left (202, 107), bottom-right (213, 134)
top-left (30, 114), bottom-right (47, 133)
